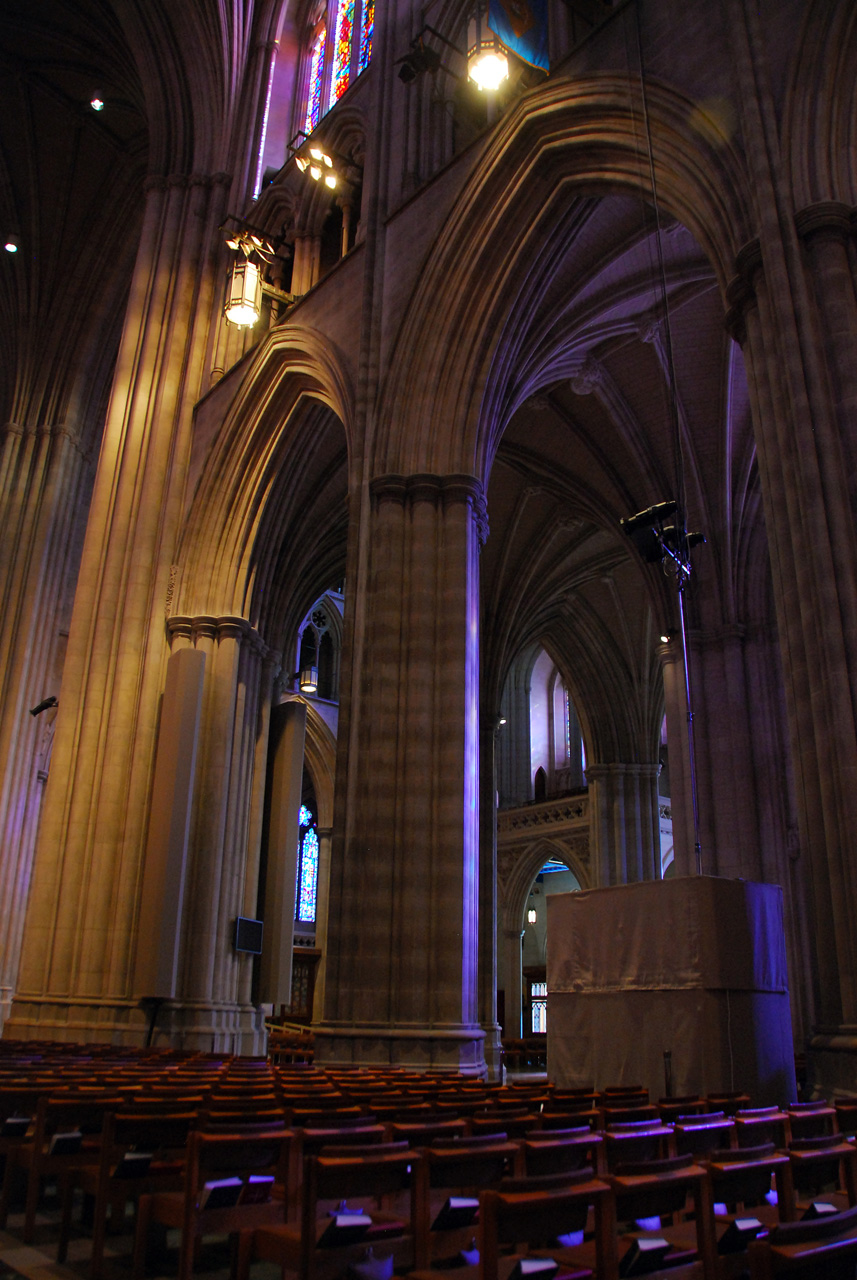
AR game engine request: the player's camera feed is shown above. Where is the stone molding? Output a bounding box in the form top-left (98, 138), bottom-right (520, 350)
top-left (2, 420), bottom-right (89, 460)
top-left (369, 472), bottom-right (489, 546)
top-left (497, 794), bottom-right (588, 833)
top-left (794, 201), bottom-right (853, 244)
top-left (166, 613), bottom-right (278, 662)
top-left (724, 237), bottom-right (763, 342)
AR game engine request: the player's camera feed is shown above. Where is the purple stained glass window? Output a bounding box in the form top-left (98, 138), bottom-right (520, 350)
top-left (296, 806), bottom-right (319, 923)
top-left (305, 25), bottom-right (326, 133)
top-left (329, 0), bottom-right (355, 108)
top-left (358, 0), bottom-right (373, 74)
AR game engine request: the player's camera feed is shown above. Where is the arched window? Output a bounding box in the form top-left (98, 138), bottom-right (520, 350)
top-left (302, 0), bottom-right (373, 133)
top-left (296, 804), bottom-right (319, 923)
top-left (304, 23), bottom-right (327, 133)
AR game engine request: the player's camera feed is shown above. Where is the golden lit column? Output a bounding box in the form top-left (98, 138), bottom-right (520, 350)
top-left (7, 171), bottom-right (232, 1043)
top-left (317, 474), bottom-right (487, 1073)
top-left (0, 422), bottom-right (89, 1028)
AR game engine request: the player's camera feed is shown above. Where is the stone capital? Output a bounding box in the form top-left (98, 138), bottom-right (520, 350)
top-left (369, 472), bottom-right (489, 544)
top-left (795, 202), bottom-right (853, 245)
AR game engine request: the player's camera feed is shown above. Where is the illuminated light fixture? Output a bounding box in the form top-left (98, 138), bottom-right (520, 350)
top-left (223, 226), bottom-right (279, 328)
top-left (90, 95), bottom-right (105, 111)
top-left (467, 4), bottom-right (508, 92)
top-left (527, 907), bottom-right (537, 924)
top-left (324, 173), bottom-right (337, 189)
top-left (659, 632), bottom-right (670, 645)
top-left (224, 257), bottom-right (262, 327)
top-left (4, 235), bottom-right (19, 253)
top-left (299, 665), bottom-right (319, 695)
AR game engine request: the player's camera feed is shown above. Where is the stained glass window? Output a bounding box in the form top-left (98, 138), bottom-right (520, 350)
top-left (329, 0), bottom-right (355, 109)
top-left (305, 25), bottom-right (327, 133)
top-left (358, 0), bottom-right (374, 73)
top-left (296, 807), bottom-right (319, 923)
top-left (531, 981), bottom-right (547, 1034)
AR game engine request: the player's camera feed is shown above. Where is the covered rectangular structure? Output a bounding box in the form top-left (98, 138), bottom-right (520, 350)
top-left (547, 877), bottom-right (796, 1105)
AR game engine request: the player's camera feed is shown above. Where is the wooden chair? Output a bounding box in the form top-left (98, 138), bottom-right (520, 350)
top-left (785, 1101), bottom-right (837, 1143)
top-left (603, 1121), bottom-right (674, 1171)
top-left (59, 1108), bottom-right (195, 1278)
top-left (786, 1133), bottom-right (857, 1211)
top-left (287, 1120), bottom-right (387, 1221)
top-left (747, 1202), bottom-right (857, 1278)
top-left (0, 1083), bottom-right (44, 1226)
top-left (673, 1117), bottom-right (737, 1160)
top-left (733, 1108), bottom-right (789, 1149)
top-left (9, 1091), bottom-right (123, 1242)
top-left (479, 1175), bottom-right (618, 1280)
top-left (412, 1137), bottom-right (521, 1268)
top-left (236, 1146), bottom-right (420, 1280)
top-left (706, 1144), bottom-right (796, 1225)
top-left (133, 1127), bottom-right (292, 1280)
top-left (552, 1154), bottom-right (713, 1280)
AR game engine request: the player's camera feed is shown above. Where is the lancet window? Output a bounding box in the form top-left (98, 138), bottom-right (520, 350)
top-left (302, 0), bottom-right (373, 133)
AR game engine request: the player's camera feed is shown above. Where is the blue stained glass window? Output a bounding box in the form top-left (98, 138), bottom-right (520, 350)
top-left (304, 26), bottom-right (326, 133)
top-left (358, 0), bottom-right (373, 74)
top-left (296, 809), bottom-right (319, 922)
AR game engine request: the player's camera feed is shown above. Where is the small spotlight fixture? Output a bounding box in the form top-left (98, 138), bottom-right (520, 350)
top-left (30, 696), bottom-right (58, 717)
top-left (4, 235), bottom-right (18, 253)
top-left (288, 133), bottom-right (344, 190)
top-left (90, 95), bottom-right (105, 112)
top-left (659, 632), bottom-right (671, 645)
top-left (527, 907), bottom-right (537, 924)
top-left (395, 25), bottom-right (464, 85)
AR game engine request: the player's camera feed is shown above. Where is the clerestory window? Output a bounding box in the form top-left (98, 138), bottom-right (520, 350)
top-left (303, 0), bottom-right (374, 134)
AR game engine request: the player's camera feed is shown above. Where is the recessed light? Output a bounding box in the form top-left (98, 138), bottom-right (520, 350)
top-left (90, 96), bottom-right (105, 112)
top-left (4, 235), bottom-right (19, 253)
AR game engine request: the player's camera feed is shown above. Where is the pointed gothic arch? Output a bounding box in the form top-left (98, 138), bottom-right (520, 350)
top-left (374, 74), bottom-right (753, 480)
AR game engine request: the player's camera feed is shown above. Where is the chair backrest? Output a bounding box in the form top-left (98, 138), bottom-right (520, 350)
top-left (478, 1176), bottom-right (617, 1280)
top-left (421, 1139), bottom-right (520, 1189)
top-left (674, 1117), bottom-right (736, 1158)
top-left (611, 1152), bottom-right (705, 1222)
top-left (708, 1145), bottom-right (794, 1218)
top-left (520, 1134), bottom-right (602, 1178)
top-left (748, 1203), bottom-right (857, 1277)
top-left (187, 1127), bottom-right (292, 1198)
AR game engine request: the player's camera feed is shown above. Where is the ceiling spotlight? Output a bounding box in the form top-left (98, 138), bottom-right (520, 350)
top-left (90, 96), bottom-right (105, 112)
top-left (4, 235), bottom-right (19, 253)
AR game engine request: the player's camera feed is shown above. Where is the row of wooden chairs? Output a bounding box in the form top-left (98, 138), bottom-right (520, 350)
top-left (7, 1099), bottom-right (857, 1276)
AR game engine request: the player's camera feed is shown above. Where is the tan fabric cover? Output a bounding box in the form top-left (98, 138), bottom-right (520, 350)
top-left (546, 877), bottom-right (796, 1105)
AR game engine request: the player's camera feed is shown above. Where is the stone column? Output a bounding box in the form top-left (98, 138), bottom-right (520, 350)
top-left (148, 615), bottom-right (272, 1053)
top-left (317, 473), bottom-right (487, 1073)
top-left (503, 927), bottom-right (524, 1039)
top-left (7, 172), bottom-right (232, 1045)
top-left (479, 714), bottom-right (503, 1080)
top-left (257, 701), bottom-right (307, 1008)
top-left (585, 762), bottom-right (661, 886)
top-left (657, 637), bottom-right (696, 877)
top-left (0, 421), bottom-right (91, 1030)
top-left (312, 826), bottom-right (333, 1022)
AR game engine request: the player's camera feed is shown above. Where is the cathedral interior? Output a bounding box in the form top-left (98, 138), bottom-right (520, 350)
top-left (1, 0), bottom-right (856, 1097)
